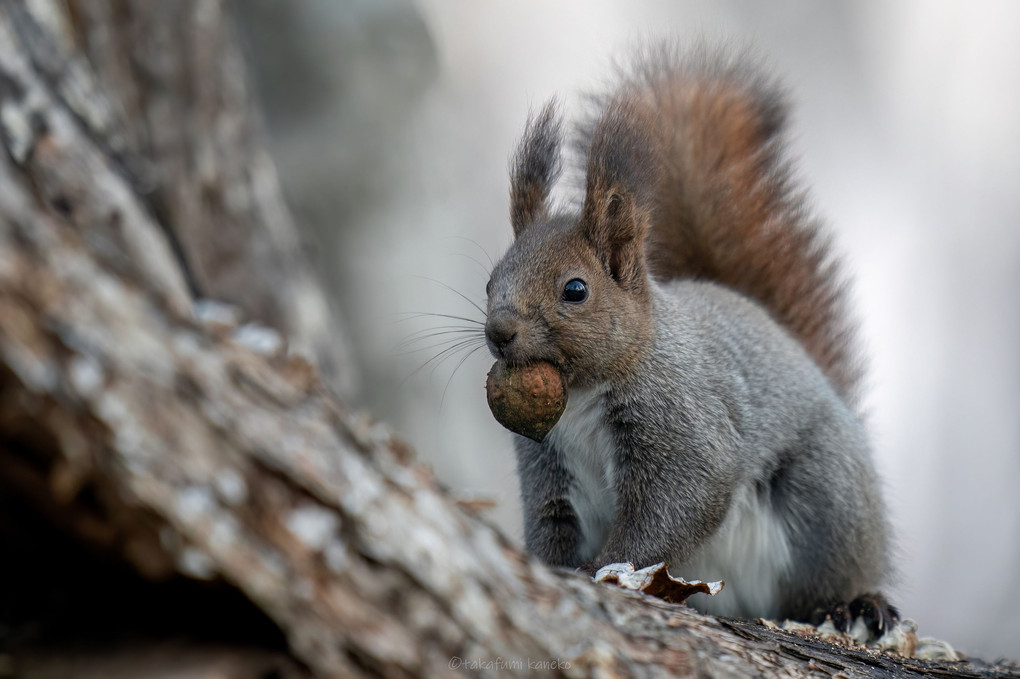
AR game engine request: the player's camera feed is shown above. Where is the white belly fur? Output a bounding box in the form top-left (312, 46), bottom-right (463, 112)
top-left (546, 385), bottom-right (617, 563)
top-left (548, 386), bottom-right (794, 618)
top-left (680, 483), bottom-right (793, 619)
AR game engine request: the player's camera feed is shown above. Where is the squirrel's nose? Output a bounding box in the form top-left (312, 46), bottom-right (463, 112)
top-left (485, 313), bottom-right (519, 358)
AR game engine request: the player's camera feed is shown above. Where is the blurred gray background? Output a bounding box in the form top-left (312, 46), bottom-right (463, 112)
top-left (236, 0), bottom-right (1020, 660)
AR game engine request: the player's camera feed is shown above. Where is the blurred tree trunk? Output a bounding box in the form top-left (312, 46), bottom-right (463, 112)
top-left (1, 0), bottom-right (357, 398)
top-left (0, 1), bottom-right (1015, 677)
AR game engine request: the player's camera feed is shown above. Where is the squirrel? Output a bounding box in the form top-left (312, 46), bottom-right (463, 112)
top-left (483, 46), bottom-right (896, 632)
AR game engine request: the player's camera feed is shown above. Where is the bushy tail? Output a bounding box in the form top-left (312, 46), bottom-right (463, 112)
top-left (577, 46), bottom-right (862, 404)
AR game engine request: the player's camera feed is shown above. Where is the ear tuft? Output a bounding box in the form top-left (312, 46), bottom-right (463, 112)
top-left (576, 97), bottom-right (657, 287)
top-left (510, 100), bottom-right (562, 237)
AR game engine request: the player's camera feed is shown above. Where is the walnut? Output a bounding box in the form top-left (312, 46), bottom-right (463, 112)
top-left (485, 361), bottom-right (566, 442)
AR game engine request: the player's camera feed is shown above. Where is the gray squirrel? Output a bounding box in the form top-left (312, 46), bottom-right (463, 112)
top-left (483, 46), bottom-right (896, 632)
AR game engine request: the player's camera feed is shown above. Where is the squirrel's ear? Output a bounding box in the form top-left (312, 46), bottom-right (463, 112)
top-left (580, 186), bottom-right (649, 287)
top-left (510, 100), bottom-right (562, 237)
top-left (579, 99), bottom-right (654, 286)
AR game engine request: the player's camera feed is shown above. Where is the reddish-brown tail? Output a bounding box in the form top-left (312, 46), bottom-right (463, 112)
top-left (576, 46), bottom-right (862, 404)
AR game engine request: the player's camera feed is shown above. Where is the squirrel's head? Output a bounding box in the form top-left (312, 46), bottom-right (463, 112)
top-left (485, 100), bottom-right (655, 388)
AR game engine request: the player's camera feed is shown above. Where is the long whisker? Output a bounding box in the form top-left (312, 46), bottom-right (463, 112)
top-left (395, 311), bottom-right (485, 326)
top-left (441, 344), bottom-right (489, 411)
top-left (398, 259), bottom-right (496, 399)
top-left (403, 337), bottom-right (487, 383)
top-left (428, 339), bottom-right (488, 377)
top-left (413, 275), bottom-right (488, 319)
top-left (445, 235), bottom-right (495, 269)
top-left (400, 324), bottom-right (485, 338)
top-left (399, 334), bottom-right (485, 356)
top-left (399, 327), bottom-right (484, 349)
top-left (453, 251), bottom-right (492, 279)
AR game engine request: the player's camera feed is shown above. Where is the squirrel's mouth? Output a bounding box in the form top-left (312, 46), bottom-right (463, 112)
top-left (483, 314), bottom-right (573, 380)
top-left (488, 351), bottom-right (571, 384)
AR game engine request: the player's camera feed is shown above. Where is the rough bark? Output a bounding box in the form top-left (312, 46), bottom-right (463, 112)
top-left (0, 1), bottom-right (1016, 677)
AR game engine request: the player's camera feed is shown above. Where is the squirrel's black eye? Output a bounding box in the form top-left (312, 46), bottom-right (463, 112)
top-left (562, 278), bottom-right (588, 303)
top-left (485, 279), bottom-right (493, 296)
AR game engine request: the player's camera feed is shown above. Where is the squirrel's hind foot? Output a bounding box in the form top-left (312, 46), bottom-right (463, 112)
top-left (810, 593), bottom-right (900, 644)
